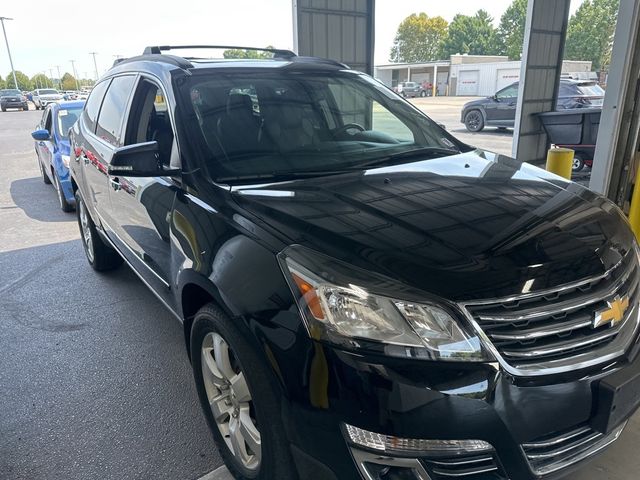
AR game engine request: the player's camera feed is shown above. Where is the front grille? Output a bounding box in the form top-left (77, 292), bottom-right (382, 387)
top-left (423, 452), bottom-right (506, 479)
top-left (522, 423), bottom-right (626, 476)
top-left (464, 251), bottom-right (640, 374)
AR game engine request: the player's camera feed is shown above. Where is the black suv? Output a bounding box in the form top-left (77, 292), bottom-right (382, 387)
top-left (70, 46), bottom-right (640, 480)
top-left (0, 88), bottom-right (29, 111)
top-left (461, 80), bottom-right (605, 132)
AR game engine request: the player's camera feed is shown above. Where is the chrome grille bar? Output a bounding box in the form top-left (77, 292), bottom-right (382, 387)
top-left (461, 250), bottom-right (640, 375)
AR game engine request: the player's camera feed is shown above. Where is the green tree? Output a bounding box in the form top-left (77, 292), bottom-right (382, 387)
top-left (31, 73), bottom-right (52, 89)
top-left (440, 10), bottom-right (499, 58)
top-left (389, 13), bottom-right (448, 62)
top-left (5, 71), bottom-right (32, 90)
top-left (61, 72), bottom-right (78, 90)
top-left (496, 0), bottom-right (528, 59)
top-left (223, 46), bottom-right (275, 59)
top-left (0, 75), bottom-right (5, 89)
top-left (565, 0), bottom-right (619, 71)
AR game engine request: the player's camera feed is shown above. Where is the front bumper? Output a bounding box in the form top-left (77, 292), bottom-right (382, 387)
top-left (262, 330), bottom-right (640, 480)
top-left (1, 100), bottom-right (27, 109)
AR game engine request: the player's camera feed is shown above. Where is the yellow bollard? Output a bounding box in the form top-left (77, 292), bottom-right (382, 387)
top-left (627, 162), bottom-right (640, 240)
top-left (545, 147), bottom-right (574, 180)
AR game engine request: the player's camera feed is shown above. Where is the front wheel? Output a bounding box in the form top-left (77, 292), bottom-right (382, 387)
top-left (464, 110), bottom-right (485, 132)
top-left (191, 304), bottom-right (297, 480)
top-left (54, 171), bottom-right (74, 212)
top-left (37, 157), bottom-right (52, 184)
top-left (76, 192), bottom-right (123, 271)
top-left (572, 154), bottom-right (585, 172)
top-left (420, 90), bottom-right (427, 97)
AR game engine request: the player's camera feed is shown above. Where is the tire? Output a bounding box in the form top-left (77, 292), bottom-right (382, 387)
top-left (191, 304), bottom-right (297, 480)
top-left (572, 154), bottom-right (585, 172)
top-left (23, 106), bottom-right (29, 111)
top-left (54, 171), bottom-right (74, 212)
top-left (1, 107), bottom-right (5, 112)
top-left (76, 191), bottom-right (123, 271)
top-left (420, 90), bottom-right (426, 97)
top-left (37, 157), bottom-right (52, 184)
top-left (464, 109), bottom-right (485, 132)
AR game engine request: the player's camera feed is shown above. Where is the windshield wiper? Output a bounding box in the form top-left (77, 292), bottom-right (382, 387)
top-left (347, 146), bottom-right (460, 170)
top-left (217, 169), bottom-right (348, 183)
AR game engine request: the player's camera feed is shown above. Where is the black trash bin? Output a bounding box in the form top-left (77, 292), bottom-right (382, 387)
top-left (536, 108), bottom-right (601, 171)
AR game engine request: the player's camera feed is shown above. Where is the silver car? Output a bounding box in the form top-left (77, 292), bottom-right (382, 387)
top-left (33, 88), bottom-right (64, 110)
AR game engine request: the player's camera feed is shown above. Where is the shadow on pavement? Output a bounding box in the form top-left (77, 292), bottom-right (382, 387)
top-left (9, 176), bottom-right (75, 223)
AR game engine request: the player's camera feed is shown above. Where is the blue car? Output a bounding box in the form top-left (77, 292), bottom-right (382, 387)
top-left (31, 100), bottom-right (85, 211)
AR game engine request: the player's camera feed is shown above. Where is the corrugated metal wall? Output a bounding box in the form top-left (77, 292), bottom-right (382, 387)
top-left (294, 0), bottom-right (375, 74)
top-left (451, 61), bottom-right (522, 96)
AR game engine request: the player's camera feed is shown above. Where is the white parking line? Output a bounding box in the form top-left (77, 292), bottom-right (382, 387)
top-left (196, 465), bottom-right (233, 480)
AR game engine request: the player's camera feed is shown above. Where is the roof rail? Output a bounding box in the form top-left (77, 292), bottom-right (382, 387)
top-left (111, 54), bottom-right (193, 70)
top-left (143, 45), bottom-right (297, 60)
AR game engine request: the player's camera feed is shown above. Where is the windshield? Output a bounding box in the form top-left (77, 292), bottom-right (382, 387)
top-left (0, 89), bottom-right (20, 96)
top-left (40, 89), bottom-right (59, 95)
top-left (56, 106), bottom-right (83, 139)
top-left (577, 84), bottom-right (605, 97)
top-left (183, 70), bottom-right (463, 182)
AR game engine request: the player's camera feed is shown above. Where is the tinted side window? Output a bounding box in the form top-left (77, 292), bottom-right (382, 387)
top-left (96, 76), bottom-right (136, 147)
top-left (497, 84), bottom-right (518, 99)
top-left (83, 80), bottom-right (109, 133)
top-left (44, 109), bottom-right (52, 133)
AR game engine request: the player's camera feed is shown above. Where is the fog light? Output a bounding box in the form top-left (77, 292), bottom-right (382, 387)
top-left (344, 424), bottom-right (492, 456)
top-left (350, 448), bottom-right (432, 480)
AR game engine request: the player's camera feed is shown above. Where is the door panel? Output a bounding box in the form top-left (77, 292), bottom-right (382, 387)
top-left (106, 78), bottom-right (178, 294)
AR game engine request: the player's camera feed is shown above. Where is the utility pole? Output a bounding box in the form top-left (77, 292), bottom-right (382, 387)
top-left (49, 68), bottom-right (55, 89)
top-left (70, 59), bottom-right (80, 90)
top-left (0, 17), bottom-right (18, 90)
top-left (55, 65), bottom-right (62, 90)
top-left (89, 51), bottom-right (99, 80)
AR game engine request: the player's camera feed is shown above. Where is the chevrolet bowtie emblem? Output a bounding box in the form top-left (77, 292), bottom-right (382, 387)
top-left (593, 295), bottom-right (630, 329)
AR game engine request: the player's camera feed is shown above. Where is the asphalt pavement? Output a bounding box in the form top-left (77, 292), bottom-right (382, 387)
top-left (0, 108), bottom-right (222, 479)
top-left (0, 103), bottom-right (638, 480)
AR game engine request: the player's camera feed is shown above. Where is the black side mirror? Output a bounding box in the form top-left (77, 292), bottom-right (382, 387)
top-left (108, 141), bottom-right (180, 177)
top-left (492, 94), bottom-right (499, 101)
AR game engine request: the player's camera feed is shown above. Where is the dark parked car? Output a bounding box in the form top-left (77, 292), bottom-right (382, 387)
top-left (31, 100), bottom-right (85, 211)
top-left (0, 88), bottom-right (28, 111)
top-left (70, 45), bottom-right (640, 480)
top-left (461, 79), bottom-right (605, 132)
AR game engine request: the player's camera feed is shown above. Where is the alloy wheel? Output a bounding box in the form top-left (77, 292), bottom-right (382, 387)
top-left (78, 199), bottom-right (95, 263)
top-left (201, 332), bottom-right (261, 471)
top-left (55, 174), bottom-right (64, 209)
top-left (466, 111), bottom-right (482, 131)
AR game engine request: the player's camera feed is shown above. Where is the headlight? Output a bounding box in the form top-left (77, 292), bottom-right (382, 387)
top-left (61, 154), bottom-right (70, 168)
top-left (280, 247), bottom-right (491, 361)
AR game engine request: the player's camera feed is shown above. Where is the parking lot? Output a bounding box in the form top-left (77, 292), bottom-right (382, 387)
top-left (0, 102), bottom-right (637, 480)
top-left (0, 109), bottom-right (222, 479)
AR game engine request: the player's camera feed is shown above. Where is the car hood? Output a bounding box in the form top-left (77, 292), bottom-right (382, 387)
top-left (463, 98), bottom-right (490, 109)
top-left (231, 150), bottom-right (634, 302)
top-left (40, 94), bottom-right (63, 99)
top-left (1, 94), bottom-right (22, 99)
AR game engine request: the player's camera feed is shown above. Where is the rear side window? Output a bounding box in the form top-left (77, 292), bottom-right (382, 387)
top-left (96, 76), bottom-right (136, 147)
top-left (83, 80), bottom-right (109, 133)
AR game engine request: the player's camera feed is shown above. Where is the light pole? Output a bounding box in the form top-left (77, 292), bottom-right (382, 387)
top-left (49, 68), bottom-right (54, 89)
top-left (55, 65), bottom-right (62, 90)
top-left (89, 51), bottom-right (99, 80)
top-left (0, 16), bottom-right (18, 90)
top-left (70, 59), bottom-right (80, 90)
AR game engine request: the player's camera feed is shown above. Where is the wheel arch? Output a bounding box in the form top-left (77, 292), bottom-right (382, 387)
top-left (177, 270), bottom-right (229, 360)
